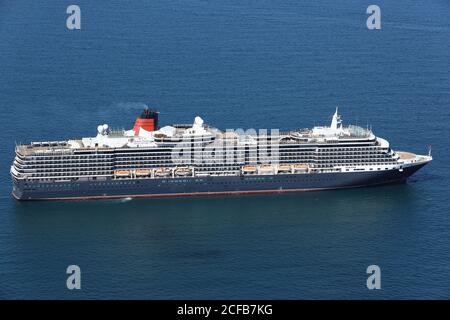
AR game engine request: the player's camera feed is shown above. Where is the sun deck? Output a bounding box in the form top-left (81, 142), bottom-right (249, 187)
top-left (396, 151), bottom-right (416, 160)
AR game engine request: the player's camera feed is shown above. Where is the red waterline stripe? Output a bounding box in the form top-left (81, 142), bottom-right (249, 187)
top-left (15, 187), bottom-right (336, 201)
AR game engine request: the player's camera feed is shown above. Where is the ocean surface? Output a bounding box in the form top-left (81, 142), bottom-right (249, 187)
top-left (0, 0), bottom-right (449, 299)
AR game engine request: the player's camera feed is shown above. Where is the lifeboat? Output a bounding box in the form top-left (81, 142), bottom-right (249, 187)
top-left (155, 167), bottom-right (171, 177)
top-left (135, 169), bottom-right (151, 177)
top-left (259, 164), bottom-right (275, 174)
top-left (114, 170), bottom-right (131, 177)
top-left (242, 165), bottom-right (257, 174)
top-left (277, 164), bottom-right (292, 173)
top-left (175, 167), bottom-right (192, 176)
top-left (293, 164), bottom-right (309, 173)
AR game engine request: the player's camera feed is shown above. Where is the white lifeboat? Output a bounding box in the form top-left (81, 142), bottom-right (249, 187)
top-left (175, 167), bottom-right (192, 176)
top-left (155, 167), bottom-right (171, 177)
top-left (114, 170), bottom-right (131, 177)
top-left (259, 164), bottom-right (275, 174)
top-left (277, 164), bottom-right (292, 173)
top-left (242, 165), bottom-right (257, 174)
top-left (135, 169), bottom-right (151, 177)
top-left (293, 164), bottom-right (309, 173)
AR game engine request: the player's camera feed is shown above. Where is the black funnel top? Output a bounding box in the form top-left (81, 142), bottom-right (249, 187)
top-left (140, 108), bottom-right (159, 119)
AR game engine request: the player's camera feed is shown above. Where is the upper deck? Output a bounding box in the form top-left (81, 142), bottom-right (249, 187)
top-left (15, 109), bottom-right (377, 157)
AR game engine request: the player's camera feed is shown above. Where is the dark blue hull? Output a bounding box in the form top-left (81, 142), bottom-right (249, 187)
top-left (12, 163), bottom-right (427, 201)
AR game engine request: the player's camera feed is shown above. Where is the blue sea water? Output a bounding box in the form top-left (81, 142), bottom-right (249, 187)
top-left (0, 0), bottom-right (449, 299)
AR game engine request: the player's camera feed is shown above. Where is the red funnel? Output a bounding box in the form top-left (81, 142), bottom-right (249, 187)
top-left (133, 109), bottom-right (159, 135)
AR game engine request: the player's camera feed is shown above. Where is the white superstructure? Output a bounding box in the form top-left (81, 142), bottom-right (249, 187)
top-left (11, 109), bottom-right (432, 182)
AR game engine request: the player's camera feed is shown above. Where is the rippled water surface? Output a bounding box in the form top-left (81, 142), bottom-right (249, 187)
top-left (0, 0), bottom-right (449, 299)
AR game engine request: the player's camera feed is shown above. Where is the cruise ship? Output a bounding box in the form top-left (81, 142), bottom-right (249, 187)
top-left (11, 108), bottom-right (432, 201)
